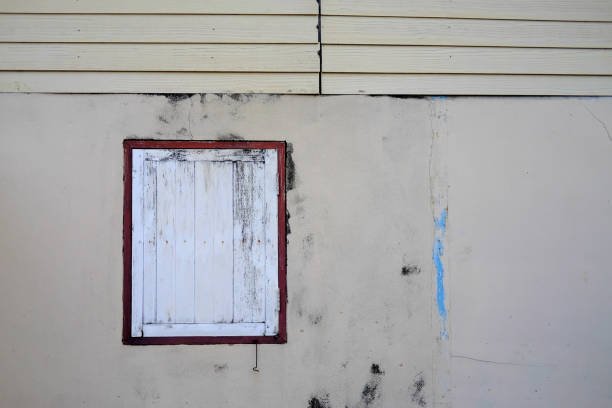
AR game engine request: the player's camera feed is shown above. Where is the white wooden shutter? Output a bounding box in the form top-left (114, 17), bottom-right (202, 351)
top-left (131, 148), bottom-right (279, 337)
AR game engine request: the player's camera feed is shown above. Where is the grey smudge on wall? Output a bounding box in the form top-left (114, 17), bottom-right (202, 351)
top-left (308, 313), bottom-right (322, 325)
top-left (303, 233), bottom-right (314, 262)
top-left (217, 133), bottom-right (245, 141)
top-left (401, 265), bottom-right (421, 276)
top-left (213, 363), bottom-right (228, 373)
top-left (308, 393), bottom-right (331, 408)
top-left (290, 288), bottom-right (305, 318)
top-left (411, 373), bottom-right (426, 407)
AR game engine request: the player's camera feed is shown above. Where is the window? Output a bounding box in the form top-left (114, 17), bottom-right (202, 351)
top-left (123, 140), bottom-right (287, 345)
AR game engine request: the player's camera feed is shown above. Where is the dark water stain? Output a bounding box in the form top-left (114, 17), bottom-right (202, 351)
top-left (217, 133), bottom-right (245, 141)
top-left (411, 373), bottom-right (426, 407)
top-left (401, 265), bottom-right (421, 276)
top-left (308, 394), bottom-right (331, 408)
top-left (213, 364), bottom-right (228, 373)
top-left (360, 363), bottom-right (385, 406)
top-left (286, 142), bottom-right (296, 191)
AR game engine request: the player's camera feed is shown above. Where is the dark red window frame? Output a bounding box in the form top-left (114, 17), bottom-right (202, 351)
top-left (122, 139), bottom-right (287, 345)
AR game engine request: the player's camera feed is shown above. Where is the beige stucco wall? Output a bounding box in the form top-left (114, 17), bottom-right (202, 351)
top-left (0, 94), bottom-right (611, 408)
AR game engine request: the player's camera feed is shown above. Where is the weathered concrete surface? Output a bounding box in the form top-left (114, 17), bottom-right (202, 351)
top-left (0, 94), bottom-right (611, 408)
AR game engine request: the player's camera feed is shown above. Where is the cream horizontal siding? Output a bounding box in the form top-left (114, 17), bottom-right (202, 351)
top-left (0, 44), bottom-right (319, 72)
top-left (323, 17), bottom-right (612, 48)
top-left (0, 72), bottom-right (319, 93)
top-left (322, 1), bottom-right (612, 95)
top-left (0, 0), bottom-right (316, 14)
top-left (322, 74), bottom-right (612, 96)
top-left (322, 0), bottom-right (612, 21)
top-left (0, 0), bottom-right (318, 93)
top-left (0, 15), bottom-right (318, 43)
top-left (323, 46), bottom-right (612, 75)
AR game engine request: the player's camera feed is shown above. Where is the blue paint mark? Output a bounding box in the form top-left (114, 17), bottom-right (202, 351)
top-left (431, 96), bottom-right (448, 100)
top-left (433, 208), bottom-right (448, 339)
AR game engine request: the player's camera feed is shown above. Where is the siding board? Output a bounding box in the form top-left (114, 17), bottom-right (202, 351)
top-left (322, 0), bottom-right (612, 22)
top-left (323, 16), bottom-right (612, 48)
top-left (322, 74), bottom-right (612, 95)
top-left (0, 72), bottom-right (319, 93)
top-left (0, 0), bottom-right (316, 15)
top-left (323, 46), bottom-right (612, 75)
top-left (0, 15), bottom-right (318, 44)
top-left (0, 44), bottom-right (319, 72)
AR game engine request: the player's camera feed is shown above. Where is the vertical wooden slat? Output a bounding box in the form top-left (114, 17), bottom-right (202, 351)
top-left (174, 161), bottom-right (196, 323)
top-left (194, 161), bottom-right (234, 323)
top-left (233, 161), bottom-right (266, 323)
top-left (142, 159), bottom-right (157, 324)
top-left (130, 150), bottom-right (144, 337)
top-left (155, 160), bottom-right (176, 323)
top-left (263, 149), bottom-right (279, 335)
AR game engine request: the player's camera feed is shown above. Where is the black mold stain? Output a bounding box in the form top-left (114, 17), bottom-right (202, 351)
top-left (308, 394), bottom-right (331, 408)
top-left (411, 373), bottom-right (426, 407)
top-left (217, 133), bottom-right (245, 141)
top-left (158, 115), bottom-right (170, 124)
top-left (401, 265), bottom-right (421, 276)
top-left (213, 364), bottom-right (228, 373)
top-left (164, 94), bottom-right (194, 104)
top-left (361, 383), bottom-right (378, 406)
top-left (177, 127), bottom-right (189, 136)
top-left (370, 364), bottom-right (384, 375)
top-left (361, 363), bottom-right (384, 406)
top-left (286, 208), bottom-right (292, 236)
top-left (286, 142), bottom-right (296, 191)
